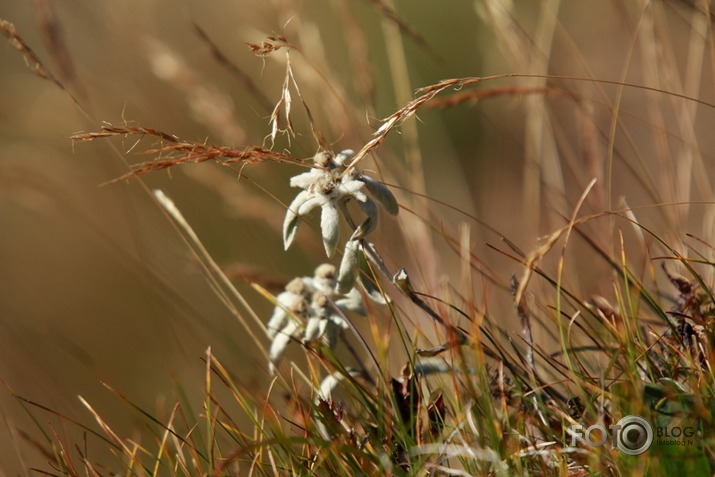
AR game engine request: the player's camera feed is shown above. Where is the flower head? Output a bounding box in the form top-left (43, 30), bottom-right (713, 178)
top-left (283, 150), bottom-right (398, 257)
top-left (266, 263), bottom-right (366, 374)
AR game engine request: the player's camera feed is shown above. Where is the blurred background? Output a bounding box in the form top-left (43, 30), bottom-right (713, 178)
top-left (2, 0), bottom-right (715, 473)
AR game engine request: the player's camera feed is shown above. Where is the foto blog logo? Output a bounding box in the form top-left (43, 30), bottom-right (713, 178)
top-left (570, 415), bottom-right (654, 456)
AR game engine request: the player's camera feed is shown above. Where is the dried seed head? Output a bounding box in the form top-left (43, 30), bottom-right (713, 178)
top-left (393, 268), bottom-right (413, 292)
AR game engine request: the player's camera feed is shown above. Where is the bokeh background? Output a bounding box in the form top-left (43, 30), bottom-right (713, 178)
top-left (2, 0), bottom-right (715, 473)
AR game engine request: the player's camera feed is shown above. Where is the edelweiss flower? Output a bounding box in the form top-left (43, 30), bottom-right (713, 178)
top-left (283, 150), bottom-right (398, 257)
top-left (266, 264), bottom-right (365, 374)
top-left (303, 292), bottom-right (349, 349)
top-left (265, 277), bottom-right (306, 339)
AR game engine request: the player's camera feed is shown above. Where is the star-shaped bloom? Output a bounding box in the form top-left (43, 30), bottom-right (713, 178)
top-left (283, 150), bottom-right (398, 257)
top-left (266, 264), bottom-right (366, 374)
top-left (303, 292), bottom-right (349, 348)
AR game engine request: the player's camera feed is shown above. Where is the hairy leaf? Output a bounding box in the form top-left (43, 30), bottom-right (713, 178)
top-left (360, 175), bottom-right (398, 215)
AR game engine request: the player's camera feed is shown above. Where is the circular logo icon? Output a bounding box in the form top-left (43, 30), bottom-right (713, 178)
top-left (615, 415), bottom-right (653, 455)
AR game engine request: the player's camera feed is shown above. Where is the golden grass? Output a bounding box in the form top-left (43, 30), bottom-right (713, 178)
top-left (3, 2), bottom-right (715, 475)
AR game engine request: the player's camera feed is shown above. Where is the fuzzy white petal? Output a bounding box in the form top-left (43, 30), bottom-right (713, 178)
top-left (283, 190), bottom-right (310, 250)
top-left (266, 307), bottom-right (288, 339)
top-left (336, 239), bottom-right (360, 294)
top-left (339, 179), bottom-right (366, 198)
top-left (290, 169), bottom-right (324, 189)
top-left (320, 202), bottom-right (340, 257)
top-left (335, 288), bottom-right (366, 315)
top-left (330, 314), bottom-right (349, 330)
top-left (277, 290), bottom-right (300, 308)
top-left (297, 196), bottom-right (322, 216)
top-left (268, 320), bottom-right (299, 373)
top-left (358, 276), bottom-right (388, 304)
top-left (312, 276), bottom-right (335, 295)
top-left (357, 246), bottom-right (390, 304)
top-left (353, 197), bottom-right (377, 238)
top-left (268, 290), bottom-right (303, 338)
top-left (301, 276), bottom-right (316, 292)
top-left (318, 368), bottom-right (362, 401)
top-left (303, 316), bottom-right (324, 343)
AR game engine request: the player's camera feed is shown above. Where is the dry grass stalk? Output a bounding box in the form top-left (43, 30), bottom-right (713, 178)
top-left (268, 53), bottom-right (296, 146)
top-left (1, 18), bottom-right (61, 87)
top-left (345, 71), bottom-right (715, 175)
top-left (262, 43), bottom-right (330, 151)
top-left (246, 35), bottom-right (296, 57)
top-left (34, 0), bottom-right (85, 100)
top-left (424, 86), bottom-right (577, 109)
top-left (1, 17), bottom-right (89, 116)
top-left (71, 124), bottom-right (301, 181)
top-left (344, 77), bottom-right (486, 172)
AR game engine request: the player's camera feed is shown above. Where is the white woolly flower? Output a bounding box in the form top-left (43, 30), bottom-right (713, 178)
top-left (265, 264), bottom-right (366, 374)
top-left (303, 292), bottom-right (349, 348)
top-left (265, 277), bottom-right (306, 339)
top-left (306, 263), bottom-right (338, 295)
top-left (283, 149), bottom-right (398, 257)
